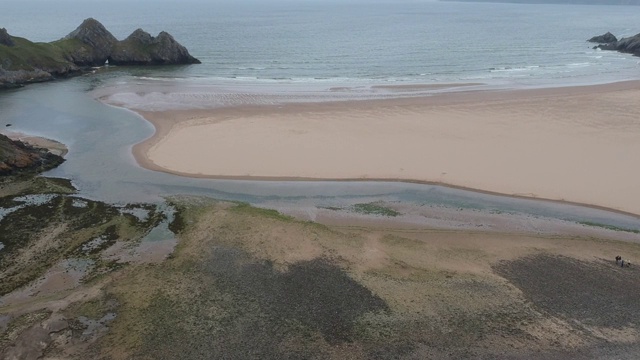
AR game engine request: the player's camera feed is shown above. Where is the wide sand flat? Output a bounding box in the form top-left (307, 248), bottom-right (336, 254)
top-left (129, 82), bottom-right (640, 215)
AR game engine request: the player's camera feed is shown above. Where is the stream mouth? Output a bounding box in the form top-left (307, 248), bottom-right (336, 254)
top-left (0, 75), bottom-right (638, 239)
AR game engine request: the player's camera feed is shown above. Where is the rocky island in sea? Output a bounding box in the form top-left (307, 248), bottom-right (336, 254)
top-left (0, 18), bottom-right (200, 88)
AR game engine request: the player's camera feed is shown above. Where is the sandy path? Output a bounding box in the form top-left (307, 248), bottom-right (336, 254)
top-left (120, 81), bottom-right (640, 215)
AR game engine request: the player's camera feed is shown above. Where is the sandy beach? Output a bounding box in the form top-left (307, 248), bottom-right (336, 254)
top-left (114, 81), bottom-right (640, 216)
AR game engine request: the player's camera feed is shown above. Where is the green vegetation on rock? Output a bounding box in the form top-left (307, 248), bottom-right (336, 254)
top-left (351, 202), bottom-right (400, 217)
top-left (231, 202), bottom-right (295, 221)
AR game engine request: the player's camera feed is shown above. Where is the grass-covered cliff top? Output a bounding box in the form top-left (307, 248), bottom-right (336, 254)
top-left (0, 36), bottom-right (76, 72)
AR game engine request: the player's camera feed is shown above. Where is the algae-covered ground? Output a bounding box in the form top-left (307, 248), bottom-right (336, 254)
top-left (2, 176), bottom-right (640, 359)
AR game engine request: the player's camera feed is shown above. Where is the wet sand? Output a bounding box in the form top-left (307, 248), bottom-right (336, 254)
top-left (106, 81), bottom-right (640, 216)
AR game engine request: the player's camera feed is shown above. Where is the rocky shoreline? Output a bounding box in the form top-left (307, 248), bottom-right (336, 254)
top-left (589, 31), bottom-right (640, 57)
top-left (0, 133), bottom-right (65, 176)
top-left (0, 18), bottom-right (199, 89)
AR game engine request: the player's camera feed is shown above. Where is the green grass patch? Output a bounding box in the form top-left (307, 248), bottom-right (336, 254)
top-left (31, 177), bottom-right (76, 194)
top-left (231, 202), bottom-right (294, 222)
top-left (351, 202), bottom-right (400, 217)
top-left (50, 38), bottom-right (85, 54)
top-left (0, 36), bottom-right (71, 71)
top-left (578, 221), bottom-right (640, 234)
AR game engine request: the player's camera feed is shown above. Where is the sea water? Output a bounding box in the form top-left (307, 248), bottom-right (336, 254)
top-left (1, 0), bottom-right (639, 88)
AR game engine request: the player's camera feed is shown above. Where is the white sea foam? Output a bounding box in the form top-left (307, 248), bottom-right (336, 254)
top-left (490, 65), bottom-right (540, 73)
top-left (567, 62), bottom-right (591, 67)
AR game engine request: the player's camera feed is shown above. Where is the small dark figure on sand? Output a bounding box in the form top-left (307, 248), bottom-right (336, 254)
top-left (616, 255), bottom-right (622, 264)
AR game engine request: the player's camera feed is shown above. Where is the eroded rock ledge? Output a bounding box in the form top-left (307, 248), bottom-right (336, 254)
top-left (0, 18), bottom-right (200, 88)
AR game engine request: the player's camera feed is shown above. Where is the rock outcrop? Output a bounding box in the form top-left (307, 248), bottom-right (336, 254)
top-left (591, 32), bottom-right (640, 57)
top-left (109, 29), bottom-right (200, 65)
top-left (587, 32), bottom-right (617, 44)
top-left (0, 18), bottom-right (199, 88)
top-left (0, 134), bottom-right (65, 176)
top-left (62, 18), bottom-right (118, 66)
top-left (0, 28), bottom-right (14, 47)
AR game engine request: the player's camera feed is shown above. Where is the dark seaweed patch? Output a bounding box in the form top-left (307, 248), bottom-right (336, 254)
top-left (493, 254), bottom-right (640, 329)
top-left (0, 195), bottom-right (61, 256)
top-left (167, 206), bottom-right (185, 235)
top-left (205, 248), bottom-right (389, 344)
top-left (137, 249), bottom-right (389, 360)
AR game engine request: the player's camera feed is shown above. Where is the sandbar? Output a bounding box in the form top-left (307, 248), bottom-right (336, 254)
top-left (115, 81), bottom-right (640, 216)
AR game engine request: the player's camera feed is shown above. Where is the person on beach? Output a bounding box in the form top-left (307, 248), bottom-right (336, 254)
top-left (616, 255), bottom-right (622, 264)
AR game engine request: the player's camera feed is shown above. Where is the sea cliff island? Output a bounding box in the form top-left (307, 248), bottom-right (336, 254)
top-left (0, 18), bottom-right (199, 88)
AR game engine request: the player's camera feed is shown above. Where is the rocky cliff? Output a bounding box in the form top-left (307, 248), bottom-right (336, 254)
top-left (0, 18), bottom-right (200, 88)
top-left (0, 28), bottom-right (14, 47)
top-left (588, 32), bottom-right (617, 44)
top-left (60, 18), bottom-right (119, 66)
top-left (110, 29), bottom-right (200, 65)
top-left (0, 134), bottom-right (65, 176)
top-left (590, 32), bottom-right (640, 57)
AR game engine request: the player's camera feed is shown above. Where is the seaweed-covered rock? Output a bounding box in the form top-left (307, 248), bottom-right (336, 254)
top-left (588, 32), bottom-right (617, 44)
top-left (109, 29), bottom-right (201, 65)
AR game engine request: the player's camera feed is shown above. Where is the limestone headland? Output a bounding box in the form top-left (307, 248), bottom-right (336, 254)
top-left (0, 18), bottom-right (200, 88)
